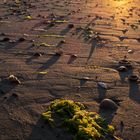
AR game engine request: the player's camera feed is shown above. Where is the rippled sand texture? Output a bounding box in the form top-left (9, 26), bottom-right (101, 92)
top-left (0, 0), bottom-right (140, 140)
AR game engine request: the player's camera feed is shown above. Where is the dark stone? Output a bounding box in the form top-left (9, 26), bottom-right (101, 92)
top-left (18, 37), bottom-right (25, 42)
top-left (100, 98), bottom-right (118, 110)
top-left (68, 24), bottom-right (74, 28)
top-left (128, 74), bottom-right (139, 82)
top-left (60, 40), bottom-right (66, 44)
top-left (1, 37), bottom-right (10, 42)
top-left (117, 66), bottom-right (127, 72)
top-left (55, 51), bottom-right (63, 56)
top-left (33, 52), bottom-right (42, 57)
top-left (119, 59), bottom-right (133, 69)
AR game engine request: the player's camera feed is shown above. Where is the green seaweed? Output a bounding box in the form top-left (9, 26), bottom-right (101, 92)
top-left (42, 99), bottom-right (119, 140)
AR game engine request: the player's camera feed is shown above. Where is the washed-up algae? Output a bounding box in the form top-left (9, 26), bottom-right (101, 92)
top-left (42, 99), bottom-right (121, 140)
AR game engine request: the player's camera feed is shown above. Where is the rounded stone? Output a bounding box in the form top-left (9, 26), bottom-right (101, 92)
top-left (117, 66), bottom-right (127, 72)
top-left (18, 37), bottom-right (25, 42)
top-left (128, 75), bottom-right (139, 82)
top-left (55, 51), bottom-right (63, 56)
top-left (100, 98), bottom-right (118, 110)
top-left (68, 24), bottom-right (74, 28)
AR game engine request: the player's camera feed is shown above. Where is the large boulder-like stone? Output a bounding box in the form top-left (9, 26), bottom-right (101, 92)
top-left (100, 98), bottom-right (118, 110)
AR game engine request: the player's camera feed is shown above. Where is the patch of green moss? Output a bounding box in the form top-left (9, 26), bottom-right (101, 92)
top-left (42, 99), bottom-right (119, 140)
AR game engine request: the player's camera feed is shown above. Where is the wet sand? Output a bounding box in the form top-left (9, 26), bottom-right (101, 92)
top-left (0, 0), bottom-right (140, 140)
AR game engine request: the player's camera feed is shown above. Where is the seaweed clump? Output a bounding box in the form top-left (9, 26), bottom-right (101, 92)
top-left (42, 99), bottom-right (119, 140)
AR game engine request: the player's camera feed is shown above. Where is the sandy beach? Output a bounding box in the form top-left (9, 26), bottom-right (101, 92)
top-left (0, 0), bottom-right (140, 139)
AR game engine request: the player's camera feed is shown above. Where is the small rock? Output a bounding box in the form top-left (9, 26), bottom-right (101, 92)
top-left (3, 96), bottom-right (7, 100)
top-left (9, 40), bottom-right (16, 43)
top-left (71, 54), bottom-right (77, 58)
top-left (18, 37), bottom-right (25, 42)
top-left (7, 75), bottom-right (21, 84)
top-left (100, 98), bottom-right (118, 110)
top-left (55, 51), bottom-right (63, 56)
top-left (81, 77), bottom-right (90, 80)
top-left (49, 22), bottom-right (55, 27)
top-left (60, 40), bottom-right (66, 44)
top-left (75, 94), bottom-right (81, 98)
top-left (98, 82), bottom-right (108, 89)
top-left (33, 52), bottom-right (42, 57)
top-left (128, 74), bottom-right (139, 82)
top-left (11, 93), bottom-right (18, 98)
top-left (128, 50), bottom-right (133, 54)
top-left (117, 66), bottom-right (127, 72)
top-left (119, 59), bottom-right (133, 69)
top-left (68, 24), bottom-right (74, 28)
top-left (30, 39), bottom-right (35, 42)
top-left (0, 32), bottom-right (6, 36)
top-left (122, 28), bottom-right (128, 34)
top-left (119, 36), bottom-right (127, 41)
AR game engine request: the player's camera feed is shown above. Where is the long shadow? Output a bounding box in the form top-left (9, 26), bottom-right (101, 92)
top-left (37, 55), bottom-right (60, 79)
top-left (80, 79), bottom-right (87, 87)
top-left (0, 79), bottom-right (16, 97)
top-left (119, 70), bottom-right (133, 83)
top-left (129, 81), bottom-right (140, 103)
top-left (78, 18), bottom-right (97, 39)
top-left (26, 55), bottom-right (40, 65)
top-left (27, 44), bottom-right (36, 50)
top-left (4, 40), bottom-right (20, 50)
top-left (38, 55), bottom-right (60, 71)
top-left (99, 108), bottom-right (117, 124)
top-left (98, 85), bottom-right (107, 101)
top-left (87, 38), bottom-right (98, 63)
top-left (60, 27), bottom-right (71, 36)
top-left (28, 118), bottom-right (73, 140)
top-left (31, 21), bottom-right (54, 31)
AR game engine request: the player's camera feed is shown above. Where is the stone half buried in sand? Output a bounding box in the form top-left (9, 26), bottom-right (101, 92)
top-left (100, 99), bottom-right (118, 110)
top-left (117, 66), bottom-right (128, 72)
top-left (98, 82), bottom-right (108, 89)
top-left (42, 99), bottom-right (121, 140)
top-left (6, 75), bottom-right (21, 84)
top-left (128, 74), bottom-right (139, 82)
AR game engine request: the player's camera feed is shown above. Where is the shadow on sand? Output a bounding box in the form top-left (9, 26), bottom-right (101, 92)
top-left (26, 55), bottom-right (40, 64)
top-left (60, 27), bottom-right (71, 36)
top-left (98, 85), bottom-right (107, 100)
top-left (0, 79), bottom-right (16, 96)
top-left (28, 118), bottom-right (73, 140)
top-left (129, 81), bottom-right (140, 103)
top-left (36, 55), bottom-right (60, 79)
top-left (98, 108), bottom-right (117, 124)
top-left (118, 70), bottom-right (133, 83)
top-left (4, 40), bottom-right (20, 50)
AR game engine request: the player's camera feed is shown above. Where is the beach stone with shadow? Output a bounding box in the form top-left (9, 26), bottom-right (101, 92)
top-left (100, 98), bottom-right (118, 110)
top-left (128, 74), bottom-right (139, 82)
top-left (6, 75), bottom-right (21, 85)
top-left (117, 66), bottom-right (128, 72)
